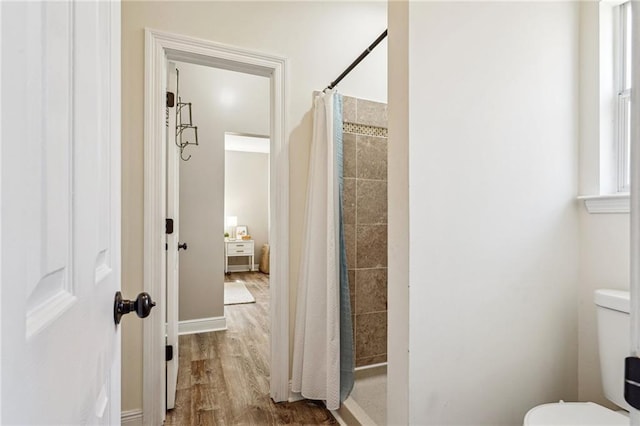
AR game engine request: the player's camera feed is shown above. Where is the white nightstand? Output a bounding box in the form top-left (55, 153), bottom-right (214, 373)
top-left (224, 239), bottom-right (255, 273)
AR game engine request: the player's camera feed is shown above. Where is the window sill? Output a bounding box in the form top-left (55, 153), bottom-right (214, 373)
top-left (577, 193), bottom-right (630, 214)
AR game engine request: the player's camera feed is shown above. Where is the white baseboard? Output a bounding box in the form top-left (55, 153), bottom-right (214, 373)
top-left (226, 264), bottom-right (260, 273)
top-left (178, 316), bottom-right (227, 335)
top-left (121, 409), bottom-right (143, 426)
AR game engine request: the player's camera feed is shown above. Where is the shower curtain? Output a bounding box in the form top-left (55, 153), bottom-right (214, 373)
top-left (292, 90), bottom-right (354, 410)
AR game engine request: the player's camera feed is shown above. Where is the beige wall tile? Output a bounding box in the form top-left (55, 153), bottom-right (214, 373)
top-left (343, 178), bottom-right (356, 225)
top-left (352, 314), bottom-right (357, 339)
top-left (343, 99), bottom-right (388, 369)
top-left (349, 269), bottom-right (356, 314)
top-left (355, 268), bottom-right (387, 314)
top-left (344, 224), bottom-right (356, 270)
top-left (357, 135), bottom-right (387, 180)
top-left (356, 225), bottom-right (387, 268)
top-left (343, 132), bottom-right (357, 178)
top-left (357, 179), bottom-right (387, 224)
top-left (355, 354), bottom-right (387, 368)
top-left (355, 312), bottom-right (388, 359)
top-left (343, 96), bottom-right (356, 123)
top-left (356, 98), bottom-right (388, 127)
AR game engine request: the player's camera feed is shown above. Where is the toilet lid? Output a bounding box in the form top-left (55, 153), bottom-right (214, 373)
top-left (524, 402), bottom-right (628, 425)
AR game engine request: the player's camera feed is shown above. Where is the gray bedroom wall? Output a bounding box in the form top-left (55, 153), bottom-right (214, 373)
top-left (176, 61), bottom-right (269, 321)
top-left (224, 150), bottom-right (269, 267)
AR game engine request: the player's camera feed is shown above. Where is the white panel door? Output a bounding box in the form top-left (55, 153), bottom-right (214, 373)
top-left (1, 1), bottom-right (122, 424)
top-left (166, 61), bottom-right (180, 411)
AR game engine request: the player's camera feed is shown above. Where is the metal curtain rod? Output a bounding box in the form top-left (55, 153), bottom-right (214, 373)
top-left (324, 29), bottom-right (388, 91)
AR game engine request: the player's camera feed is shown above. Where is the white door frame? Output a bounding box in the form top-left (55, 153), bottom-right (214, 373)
top-left (143, 28), bottom-right (289, 424)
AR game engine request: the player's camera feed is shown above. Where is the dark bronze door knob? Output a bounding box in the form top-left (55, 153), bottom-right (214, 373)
top-left (178, 242), bottom-right (188, 251)
top-left (114, 291), bottom-right (156, 325)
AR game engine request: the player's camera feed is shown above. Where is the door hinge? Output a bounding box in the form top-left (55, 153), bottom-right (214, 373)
top-left (166, 92), bottom-right (175, 108)
top-left (166, 218), bottom-right (174, 234)
top-left (166, 345), bottom-right (174, 362)
top-left (625, 357), bottom-right (640, 409)
top-left (165, 243), bottom-right (168, 251)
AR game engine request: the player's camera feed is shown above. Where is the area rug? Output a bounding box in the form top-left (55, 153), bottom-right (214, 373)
top-left (224, 281), bottom-right (256, 305)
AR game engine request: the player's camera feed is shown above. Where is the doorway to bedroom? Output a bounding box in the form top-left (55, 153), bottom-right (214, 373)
top-left (165, 60), bottom-right (274, 421)
top-left (223, 131), bottom-right (271, 298)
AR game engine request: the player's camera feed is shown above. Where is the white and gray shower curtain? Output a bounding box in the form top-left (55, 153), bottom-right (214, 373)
top-left (291, 90), bottom-right (354, 410)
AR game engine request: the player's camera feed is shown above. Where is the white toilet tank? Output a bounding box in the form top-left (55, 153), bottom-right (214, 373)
top-left (595, 289), bottom-right (631, 411)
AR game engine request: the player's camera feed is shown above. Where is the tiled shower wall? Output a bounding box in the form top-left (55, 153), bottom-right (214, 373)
top-left (342, 96), bottom-right (388, 367)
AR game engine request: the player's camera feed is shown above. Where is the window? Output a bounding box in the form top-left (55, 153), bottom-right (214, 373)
top-left (616, 1), bottom-right (632, 192)
top-left (579, 1), bottom-right (632, 213)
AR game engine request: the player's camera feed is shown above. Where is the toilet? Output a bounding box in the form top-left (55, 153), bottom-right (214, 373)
top-left (524, 289), bottom-right (630, 425)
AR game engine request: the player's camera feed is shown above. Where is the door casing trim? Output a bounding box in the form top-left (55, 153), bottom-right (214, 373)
top-left (143, 28), bottom-right (289, 425)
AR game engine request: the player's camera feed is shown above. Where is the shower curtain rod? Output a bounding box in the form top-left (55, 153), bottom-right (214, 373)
top-left (324, 29), bottom-right (388, 91)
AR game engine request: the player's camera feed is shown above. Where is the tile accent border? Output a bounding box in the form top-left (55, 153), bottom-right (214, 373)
top-left (343, 122), bottom-right (388, 138)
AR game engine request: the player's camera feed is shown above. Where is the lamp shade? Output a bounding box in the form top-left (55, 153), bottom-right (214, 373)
top-left (226, 216), bottom-right (238, 227)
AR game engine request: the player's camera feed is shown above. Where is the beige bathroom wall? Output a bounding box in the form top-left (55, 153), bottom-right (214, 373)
top-left (389, 2), bottom-right (581, 424)
top-left (578, 212), bottom-right (629, 407)
top-left (387, 2), bottom-right (409, 423)
top-left (121, 0), bottom-right (387, 413)
top-left (577, 1), bottom-right (631, 408)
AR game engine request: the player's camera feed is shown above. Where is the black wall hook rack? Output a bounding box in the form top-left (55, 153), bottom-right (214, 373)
top-left (175, 68), bottom-right (199, 161)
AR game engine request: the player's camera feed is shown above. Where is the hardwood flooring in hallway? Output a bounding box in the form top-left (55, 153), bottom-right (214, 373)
top-left (165, 272), bottom-right (337, 425)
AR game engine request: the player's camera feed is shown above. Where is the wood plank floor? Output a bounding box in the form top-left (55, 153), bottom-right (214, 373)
top-left (165, 272), bottom-right (337, 425)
